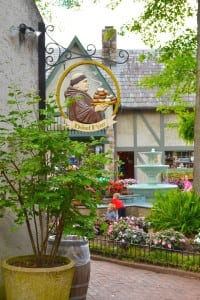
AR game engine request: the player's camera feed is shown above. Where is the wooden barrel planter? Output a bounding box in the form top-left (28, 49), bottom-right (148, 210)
top-left (49, 235), bottom-right (90, 300)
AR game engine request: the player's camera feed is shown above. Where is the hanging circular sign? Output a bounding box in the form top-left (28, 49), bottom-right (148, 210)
top-left (56, 60), bottom-right (120, 132)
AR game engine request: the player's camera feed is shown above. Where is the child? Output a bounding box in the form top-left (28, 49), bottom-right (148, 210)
top-left (110, 193), bottom-right (126, 219)
top-left (183, 175), bottom-right (193, 191)
top-left (105, 203), bottom-right (116, 222)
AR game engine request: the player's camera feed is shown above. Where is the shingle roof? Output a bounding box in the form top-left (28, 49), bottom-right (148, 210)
top-left (97, 49), bottom-right (195, 109)
top-left (46, 37), bottom-right (195, 110)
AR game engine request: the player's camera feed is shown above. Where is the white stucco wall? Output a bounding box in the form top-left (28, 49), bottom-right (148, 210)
top-left (116, 112), bottom-right (134, 147)
top-left (0, 0), bottom-right (42, 114)
top-left (137, 112), bottom-right (160, 147)
top-left (0, 0), bottom-right (43, 287)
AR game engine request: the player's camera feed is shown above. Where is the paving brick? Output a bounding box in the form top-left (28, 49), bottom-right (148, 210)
top-left (87, 259), bottom-right (200, 300)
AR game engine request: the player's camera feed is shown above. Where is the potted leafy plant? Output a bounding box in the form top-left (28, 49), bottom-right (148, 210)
top-left (0, 86), bottom-right (112, 300)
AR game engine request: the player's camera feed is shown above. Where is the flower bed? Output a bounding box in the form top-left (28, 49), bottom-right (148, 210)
top-left (105, 178), bottom-right (137, 196)
top-left (94, 216), bottom-right (199, 252)
top-left (91, 216), bottom-right (200, 272)
top-left (162, 169), bottom-right (193, 181)
top-left (89, 235), bottom-right (200, 272)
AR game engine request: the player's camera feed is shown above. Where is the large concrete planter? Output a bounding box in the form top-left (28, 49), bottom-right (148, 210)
top-left (2, 255), bottom-right (75, 300)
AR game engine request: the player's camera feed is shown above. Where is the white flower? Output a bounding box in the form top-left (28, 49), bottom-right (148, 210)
top-left (194, 233), bottom-right (200, 245)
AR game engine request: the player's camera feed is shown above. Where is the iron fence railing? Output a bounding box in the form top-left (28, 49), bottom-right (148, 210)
top-left (89, 236), bottom-right (200, 273)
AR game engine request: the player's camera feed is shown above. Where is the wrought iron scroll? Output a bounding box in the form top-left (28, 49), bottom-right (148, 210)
top-left (45, 25), bottom-right (129, 72)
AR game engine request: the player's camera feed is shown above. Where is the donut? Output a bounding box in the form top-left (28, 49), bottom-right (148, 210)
top-left (98, 91), bottom-right (106, 96)
top-left (97, 87), bottom-right (104, 92)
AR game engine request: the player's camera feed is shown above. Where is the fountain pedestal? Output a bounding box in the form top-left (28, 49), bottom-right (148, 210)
top-left (127, 149), bottom-right (177, 203)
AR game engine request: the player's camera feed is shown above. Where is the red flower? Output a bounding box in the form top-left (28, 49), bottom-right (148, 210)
top-left (106, 180), bottom-right (124, 193)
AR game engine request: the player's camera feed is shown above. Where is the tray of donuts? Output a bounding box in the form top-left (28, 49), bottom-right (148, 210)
top-left (92, 88), bottom-right (117, 105)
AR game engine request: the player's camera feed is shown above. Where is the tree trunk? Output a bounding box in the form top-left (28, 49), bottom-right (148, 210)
top-left (193, 0), bottom-right (200, 194)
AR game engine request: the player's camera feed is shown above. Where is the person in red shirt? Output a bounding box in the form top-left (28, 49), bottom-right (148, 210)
top-left (110, 193), bottom-right (126, 219)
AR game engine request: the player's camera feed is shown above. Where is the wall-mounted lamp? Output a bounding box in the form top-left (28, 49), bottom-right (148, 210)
top-left (19, 23), bottom-right (41, 37)
top-left (9, 23), bottom-right (41, 40)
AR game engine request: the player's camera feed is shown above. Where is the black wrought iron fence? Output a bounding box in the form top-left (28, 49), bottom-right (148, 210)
top-left (89, 236), bottom-right (200, 273)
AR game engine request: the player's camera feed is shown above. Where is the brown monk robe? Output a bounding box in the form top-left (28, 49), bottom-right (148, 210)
top-left (64, 73), bottom-right (108, 124)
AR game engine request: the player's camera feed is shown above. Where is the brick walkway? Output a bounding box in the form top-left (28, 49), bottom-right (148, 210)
top-left (87, 258), bottom-right (200, 300)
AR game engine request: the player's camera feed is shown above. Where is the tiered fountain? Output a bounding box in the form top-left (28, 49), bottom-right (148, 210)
top-left (127, 149), bottom-right (177, 204)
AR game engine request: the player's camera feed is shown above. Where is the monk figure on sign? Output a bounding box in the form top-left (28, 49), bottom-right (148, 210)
top-left (64, 73), bottom-right (109, 124)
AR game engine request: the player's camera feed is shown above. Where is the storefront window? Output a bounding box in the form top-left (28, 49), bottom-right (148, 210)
top-left (165, 151), bottom-right (194, 169)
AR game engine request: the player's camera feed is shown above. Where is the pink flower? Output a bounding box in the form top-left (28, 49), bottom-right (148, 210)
top-left (107, 225), bottom-right (113, 234)
top-left (153, 239), bottom-right (158, 245)
top-left (179, 239), bottom-right (185, 243)
top-left (167, 243), bottom-right (172, 249)
top-left (86, 187), bottom-right (95, 192)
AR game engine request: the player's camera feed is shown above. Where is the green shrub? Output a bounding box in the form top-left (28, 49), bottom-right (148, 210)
top-left (0, 86), bottom-right (112, 265)
top-left (148, 190), bottom-right (200, 236)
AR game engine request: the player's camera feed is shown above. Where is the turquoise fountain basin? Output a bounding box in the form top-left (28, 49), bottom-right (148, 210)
top-left (127, 183), bottom-right (178, 202)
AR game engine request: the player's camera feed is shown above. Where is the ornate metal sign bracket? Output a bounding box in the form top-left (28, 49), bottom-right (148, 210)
top-left (45, 25), bottom-right (129, 72)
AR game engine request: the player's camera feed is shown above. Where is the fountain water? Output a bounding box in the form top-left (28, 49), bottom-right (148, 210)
top-left (127, 149), bottom-right (177, 203)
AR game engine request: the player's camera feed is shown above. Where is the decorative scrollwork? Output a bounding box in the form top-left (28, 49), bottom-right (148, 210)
top-left (45, 25), bottom-right (129, 72)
